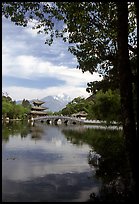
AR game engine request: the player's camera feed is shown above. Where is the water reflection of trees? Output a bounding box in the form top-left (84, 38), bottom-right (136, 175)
top-left (30, 124), bottom-right (44, 140)
top-left (2, 121), bottom-right (31, 141)
top-left (2, 121), bottom-right (45, 142)
top-left (62, 128), bottom-right (135, 202)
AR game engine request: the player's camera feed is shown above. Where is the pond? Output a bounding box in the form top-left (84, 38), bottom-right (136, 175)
top-left (2, 121), bottom-right (133, 202)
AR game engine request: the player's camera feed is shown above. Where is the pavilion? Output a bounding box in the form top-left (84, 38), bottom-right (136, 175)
top-left (30, 99), bottom-right (48, 120)
top-left (71, 111), bottom-right (87, 119)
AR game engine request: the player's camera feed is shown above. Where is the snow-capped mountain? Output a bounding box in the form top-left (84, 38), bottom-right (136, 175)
top-left (41, 94), bottom-right (72, 112)
top-left (16, 94), bottom-right (72, 112)
top-left (52, 93), bottom-right (71, 102)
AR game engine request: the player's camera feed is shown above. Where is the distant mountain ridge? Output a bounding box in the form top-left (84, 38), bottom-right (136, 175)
top-left (41, 94), bottom-right (72, 112)
top-left (16, 94), bottom-right (72, 112)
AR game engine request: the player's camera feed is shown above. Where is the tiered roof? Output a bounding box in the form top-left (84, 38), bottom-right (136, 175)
top-left (30, 99), bottom-right (48, 116)
top-left (31, 106), bottom-right (47, 111)
top-left (30, 110), bottom-right (48, 115)
top-left (32, 100), bottom-right (45, 106)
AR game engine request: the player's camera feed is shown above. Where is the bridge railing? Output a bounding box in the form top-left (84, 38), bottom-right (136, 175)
top-left (33, 115), bottom-right (84, 122)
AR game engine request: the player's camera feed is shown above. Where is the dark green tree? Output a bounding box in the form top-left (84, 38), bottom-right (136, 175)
top-left (60, 97), bottom-right (87, 116)
top-left (22, 99), bottom-right (31, 109)
top-left (91, 89), bottom-right (121, 124)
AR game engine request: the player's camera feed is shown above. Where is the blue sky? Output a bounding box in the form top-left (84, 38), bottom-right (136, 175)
top-left (2, 17), bottom-right (102, 101)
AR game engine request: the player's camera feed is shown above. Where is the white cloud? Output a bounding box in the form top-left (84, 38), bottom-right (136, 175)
top-left (3, 85), bottom-right (92, 101)
top-left (3, 49), bottom-right (102, 86)
top-left (2, 17), bottom-right (102, 100)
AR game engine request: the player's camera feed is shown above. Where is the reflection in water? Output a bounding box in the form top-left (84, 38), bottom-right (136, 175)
top-left (2, 122), bottom-right (134, 202)
top-left (30, 125), bottom-right (44, 140)
top-left (3, 172), bottom-right (100, 202)
top-left (2, 122), bottom-right (101, 202)
top-left (63, 126), bottom-right (135, 202)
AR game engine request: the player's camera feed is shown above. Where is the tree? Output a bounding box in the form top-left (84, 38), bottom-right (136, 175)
top-left (2, 97), bottom-right (13, 119)
top-left (60, 96), bottom-right (88, 116)
top-left (22, 99), bottom-right (29, 107)
top-left (2, 2), bottom-right (137, 197)
top-left (91, 89), bottom-right (121, 124)
top-left (116, 2), bottom-right (137, 196)
top-left (2, 94), bottom-right (30, 120)
top-left (22, 99), bottom-right (31, 109)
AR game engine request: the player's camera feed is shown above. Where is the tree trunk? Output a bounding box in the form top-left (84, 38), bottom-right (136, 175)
top-left (116, 2), bottom-right (137, 198)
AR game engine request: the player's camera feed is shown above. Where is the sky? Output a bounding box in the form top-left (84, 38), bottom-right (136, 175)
top-left (2, 17), bottom-right (102, 101)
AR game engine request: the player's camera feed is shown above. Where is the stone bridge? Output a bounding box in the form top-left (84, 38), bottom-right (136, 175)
top-left (33, 115), bottom-right (84, 125)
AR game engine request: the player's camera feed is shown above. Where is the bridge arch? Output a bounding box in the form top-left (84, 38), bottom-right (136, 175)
top-left (53, 118), bottom-right (61, 125)
top-left (72, 121), bottom-right (77, 125)
top-left (46, 119), bottom-right (51, 124)
top-left (33, 115), bottom-right (84, 125)
top-left (63, 119), bottom-right (68, 125)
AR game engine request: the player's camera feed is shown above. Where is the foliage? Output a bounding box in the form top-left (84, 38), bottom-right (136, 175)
top-left (58, 89), bottom-right (121, 123)
top-left (91, 89), bottom-right (121, 124)
top-left (2, 98), bottom-right (13, 117)
top-left (2, 2), bottom-right (137, 109)
top-left (22, 99), bottom-right (31, 109)
top-left (46, 110), bottom-right (54, 115)
top-left (2, 2), bottom-right (137, 74)
top-left (59, 97), bottom-right (87, 116)
top-left (2, 3), bottom-right (137, 120)
top-left (2, 93), bottom-right (30, 120)
top-left (2, 2), bottom-right (137, 112)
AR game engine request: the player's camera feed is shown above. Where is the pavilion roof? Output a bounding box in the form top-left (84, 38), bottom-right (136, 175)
top-left (32, 99), bottom-right (45, 105)
top-left (30, 110), bottom-right (48, 115)
top-left (31, 106), bottom-right (47, 110)
top-left (72, 111), bottom-right (87, 117)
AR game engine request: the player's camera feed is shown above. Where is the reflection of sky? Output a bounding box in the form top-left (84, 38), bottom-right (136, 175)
top-left (2, 125), bottom-right (92, 181)
top-left (2, 172), bottom-right (101, 202)
top-left (2, 125), bottom-right (101, 202)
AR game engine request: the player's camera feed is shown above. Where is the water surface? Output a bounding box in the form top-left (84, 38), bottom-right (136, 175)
top-left (3, 121), bottom-right (132, 202)
top-left (2, 122), bottom-right (102, 202)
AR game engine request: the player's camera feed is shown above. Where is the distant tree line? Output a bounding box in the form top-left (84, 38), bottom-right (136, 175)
top-left (56, 89), bottom-right (121, 125)
top-left (2, 93), bottom-right (31, 120)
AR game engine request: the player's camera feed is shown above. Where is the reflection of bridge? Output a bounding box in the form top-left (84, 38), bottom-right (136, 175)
top-left (33, 115), bottom-right (84, 125)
